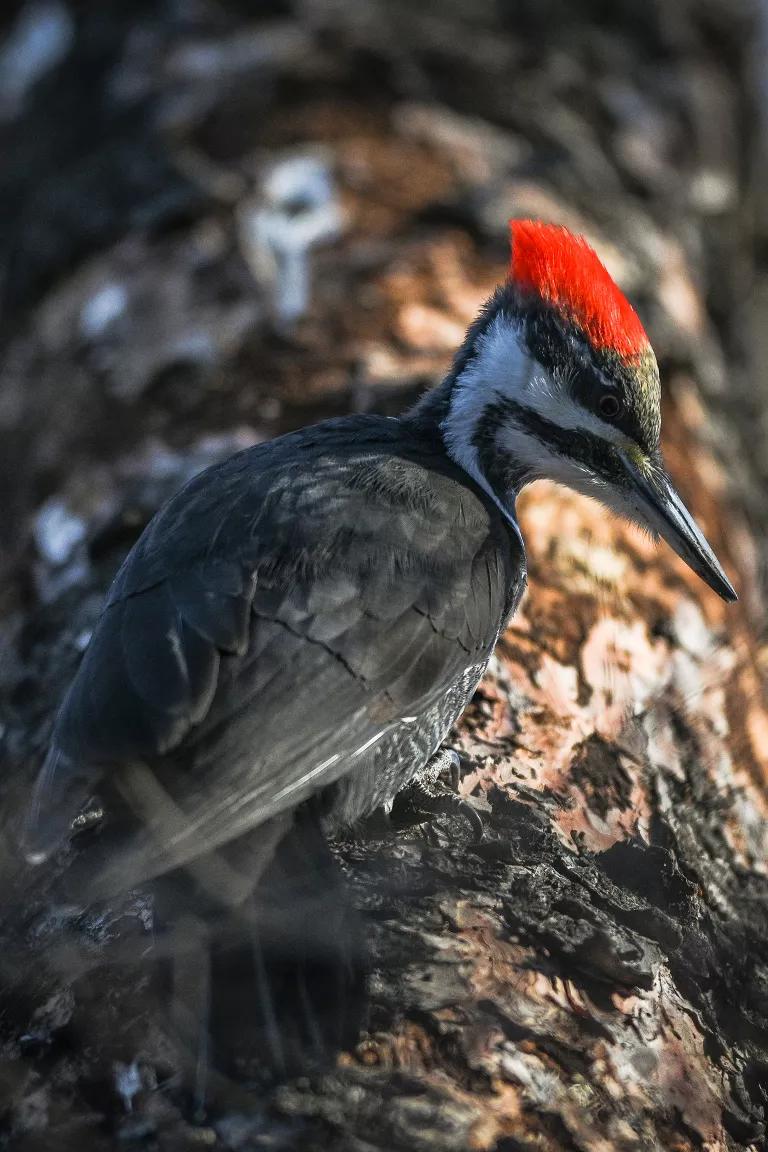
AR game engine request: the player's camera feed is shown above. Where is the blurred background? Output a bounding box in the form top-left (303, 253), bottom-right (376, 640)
top-left (1, 1), bottom-right (768, 1149)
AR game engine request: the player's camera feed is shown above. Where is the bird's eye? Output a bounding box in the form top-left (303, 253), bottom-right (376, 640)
top-left (598, 392), bottom-right (621, 419)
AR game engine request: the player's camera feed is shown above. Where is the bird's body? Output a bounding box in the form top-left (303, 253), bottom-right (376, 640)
top-left (31, 413), bottom-right (524, 879)
top-left (24, 220), bottom-right (736, 888)
top-left (19, 219), bottom-right (739, 1084)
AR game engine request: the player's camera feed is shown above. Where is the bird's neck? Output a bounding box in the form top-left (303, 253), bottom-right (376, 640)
top-left (405, 285), bottom-right (534, 530)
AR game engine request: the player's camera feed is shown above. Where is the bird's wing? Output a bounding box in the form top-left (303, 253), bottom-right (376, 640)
top-left (26, 423), bottom-right (522, 879)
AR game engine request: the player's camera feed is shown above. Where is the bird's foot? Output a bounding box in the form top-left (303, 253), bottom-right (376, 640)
top-left (390, 749), bottom-right (483, 842)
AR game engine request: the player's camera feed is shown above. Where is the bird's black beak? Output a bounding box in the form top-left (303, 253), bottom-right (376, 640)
top-left (618, 450), bottom-right (737, 602)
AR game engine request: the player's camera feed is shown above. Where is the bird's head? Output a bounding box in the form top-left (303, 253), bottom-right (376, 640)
top-left (439, 219), bottom-right (736, 601)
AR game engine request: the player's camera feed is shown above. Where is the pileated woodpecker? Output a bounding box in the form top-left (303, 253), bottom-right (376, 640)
top-left (24, 220), bottom-right (736, 889)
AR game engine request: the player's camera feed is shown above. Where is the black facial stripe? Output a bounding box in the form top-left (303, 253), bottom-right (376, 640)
top-left (494, 397), bottom-right (627, 483)
top-left (471, 400), bottom-right (529, 503)
top-left (568, 368), bottom-right (649, 452)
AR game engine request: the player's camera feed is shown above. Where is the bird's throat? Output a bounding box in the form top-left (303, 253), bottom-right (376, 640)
top-left (405, 297), bottom-right (534, 540)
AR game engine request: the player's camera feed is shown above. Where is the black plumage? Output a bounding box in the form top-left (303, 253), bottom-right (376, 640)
top-left (27, 413), bottom-right (526, 882)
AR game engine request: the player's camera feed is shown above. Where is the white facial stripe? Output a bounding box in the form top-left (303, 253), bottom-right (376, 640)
top-left (527, 378), bottom-right (627, 447)
top-left (494, 419), bottom-right (572, 480)
top-left (496, 418), bottom-right (654, 535)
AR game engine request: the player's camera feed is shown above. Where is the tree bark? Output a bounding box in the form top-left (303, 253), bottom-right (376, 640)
top-left (1, 2), bottom-right (767, 1149)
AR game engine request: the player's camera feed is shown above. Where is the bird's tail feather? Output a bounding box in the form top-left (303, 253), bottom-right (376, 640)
top-left (17, 747), bottom-right (366, 1090)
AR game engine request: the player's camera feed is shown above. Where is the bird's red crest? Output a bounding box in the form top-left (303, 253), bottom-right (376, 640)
top-left (509, 220), bottom-right (648, 359)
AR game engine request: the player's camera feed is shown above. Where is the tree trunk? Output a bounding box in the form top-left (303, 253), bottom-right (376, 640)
top-left (1, 2), bottom-right (767, 1149)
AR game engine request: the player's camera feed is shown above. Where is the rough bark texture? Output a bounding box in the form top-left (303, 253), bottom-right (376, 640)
top-left (1, 1), bottom-right (767, 1149)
